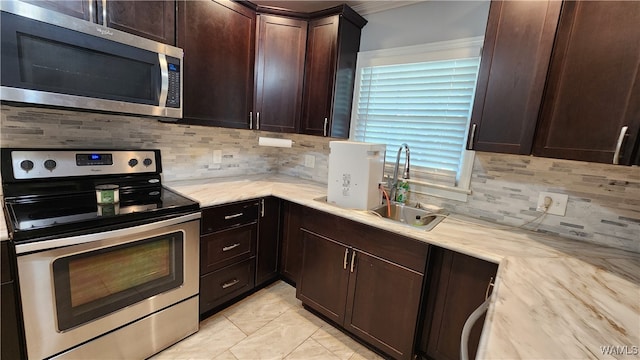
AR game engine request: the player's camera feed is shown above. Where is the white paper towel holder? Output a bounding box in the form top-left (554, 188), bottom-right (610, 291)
top-left (258, 136), bottom-right (294, 148)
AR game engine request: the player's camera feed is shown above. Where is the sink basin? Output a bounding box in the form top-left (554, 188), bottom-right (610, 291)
top-left (370, 202), bottom-right (447, 231)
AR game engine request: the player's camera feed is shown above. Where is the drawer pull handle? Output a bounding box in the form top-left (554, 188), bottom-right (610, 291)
top-left (222, 279), bottom-right (240, 289)
top-left (222, 243), bottom-right (241, 252)
top-left (350, 250), bottom-right (356, 273)
top-left (224, 213), bottom-right (243, 220)
top-left (343, 248), bottom-right (349, 270)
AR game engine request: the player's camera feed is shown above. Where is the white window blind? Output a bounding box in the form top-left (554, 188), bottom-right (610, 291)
top-left (353, 57), bottom-right (480, 187)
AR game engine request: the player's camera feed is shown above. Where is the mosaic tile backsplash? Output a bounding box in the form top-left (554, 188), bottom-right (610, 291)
top-left (1, 105), bottom-right (638, 253)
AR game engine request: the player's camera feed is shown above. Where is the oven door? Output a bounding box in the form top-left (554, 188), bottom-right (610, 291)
top-left (16, 213), bottom-right (200, 360)
top-left (0, 1), bottom-right (182, 119)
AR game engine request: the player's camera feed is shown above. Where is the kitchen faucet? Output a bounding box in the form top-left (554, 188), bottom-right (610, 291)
top-left (389, 143), bottom-right (410, 202)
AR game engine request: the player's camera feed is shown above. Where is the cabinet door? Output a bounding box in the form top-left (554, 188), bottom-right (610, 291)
top-left (256, 197), bottom-right (281, 286)
top-left (279, 201), bottom-right (303, 284)
top-left (345, 251), bottom-right (424, 360)
top-left (419, 248), bottom-right (498, 360)
top-left (300, 15), bottom-right (339, 137)
top-left (99, 1), bottom-right (175, 45)
top-left (469, 0), bottom-right (561, 154)
top-left (254, 15), bottom-right (307, 133)
top-left (19, 0), bottom-right (94, 21)
top-left (533, 1), bottom-right (640, 165)
top-left (297, 229), bottom-right (350, 325)
top-left (178, 0), bottom-right (255, 128)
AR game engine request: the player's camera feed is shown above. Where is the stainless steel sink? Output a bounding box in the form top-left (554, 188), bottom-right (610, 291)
top-left (369, 202), bottom-right (447, 231)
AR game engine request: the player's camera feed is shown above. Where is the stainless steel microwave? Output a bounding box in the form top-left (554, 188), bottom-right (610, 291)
top-left (0, 1), bottom-right (183, 119)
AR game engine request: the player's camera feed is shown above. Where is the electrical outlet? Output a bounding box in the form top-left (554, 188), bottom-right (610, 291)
top-left (304, 155), bottom-right (315, 168)
top-left (537, 192), bottom-right (568, 216)
top-left (213, 150), bottom-right (222, 164)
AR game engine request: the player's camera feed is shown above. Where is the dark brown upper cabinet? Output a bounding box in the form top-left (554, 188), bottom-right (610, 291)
top-left (301, 7), bottom-right (367, 138)
top-left (468, 0), bottom-right (561, 154)
top-left (533, 1), bottom-right (640, 165)
top-left (19, 0), bottom-right (94, 21)
top-left (178, 0), bottom-right (256, 128)
top-left (19, 1), bottom-right (176, 45)
top-left (97, 1), bottom-right (176, 45)
top-left (253, 14), bottom-right (307, 133)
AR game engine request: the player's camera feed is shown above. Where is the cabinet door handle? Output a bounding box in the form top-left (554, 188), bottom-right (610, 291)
top-left (343, 248), bottom-right (349, 270)
top-left (221, 278), bottom-right (240, 289)
top-left (468, 123), bottom-right (477, 150)
top-left (260, 199), bottom-right (265, 217)
top-left (350, 250), bottom-right (356, 273)
top-left (222, 243), bottom-right (241, 252)
top-left (613, 126), bottom-right (629, 165)
top-left (256, 112), bottom-right (260, 130)
top-left (88, 0), bottom-right (95, 23)
top-left (224, 213), bottom-right (243, 220)
top-left (323, 118), bottom-right (328, 137)
top-left (485, 276), bottom-right (495, 300)
top-left (249, 112), bottom-right (253, 130)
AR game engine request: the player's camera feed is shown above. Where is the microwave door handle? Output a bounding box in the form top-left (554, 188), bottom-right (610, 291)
top-left (158, 54), bottom-right (169, 107)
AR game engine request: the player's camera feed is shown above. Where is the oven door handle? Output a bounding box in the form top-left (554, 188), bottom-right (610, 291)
top-left (15, 212), bottom-right (201, 255)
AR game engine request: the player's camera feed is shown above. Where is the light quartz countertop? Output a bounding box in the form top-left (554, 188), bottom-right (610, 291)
top-left (167, 174), bottom-right (640, 359)
top-left (1, 175), bottom-right (637, 358)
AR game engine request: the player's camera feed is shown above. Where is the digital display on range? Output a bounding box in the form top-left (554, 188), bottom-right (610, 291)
top-left (76, 154), bottom-right (113, 166)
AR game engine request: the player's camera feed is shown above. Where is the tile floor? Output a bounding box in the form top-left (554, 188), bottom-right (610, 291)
top-left (151, 281), bottom-right (385, 360)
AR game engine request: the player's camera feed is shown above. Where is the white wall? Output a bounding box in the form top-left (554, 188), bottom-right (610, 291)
top-left (360, 1), bottom-right (491, 51)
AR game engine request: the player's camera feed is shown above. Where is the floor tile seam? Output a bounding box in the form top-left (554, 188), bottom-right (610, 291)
top-left (223, 312), bottom-right (257, 338)
top-left (282, 336), bottom-right (323, 359)
top-left (310, 327), bottom-right (354, 360)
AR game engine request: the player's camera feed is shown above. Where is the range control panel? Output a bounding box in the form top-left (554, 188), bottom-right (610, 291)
top-left (10, 150), bottom-right (158, 180)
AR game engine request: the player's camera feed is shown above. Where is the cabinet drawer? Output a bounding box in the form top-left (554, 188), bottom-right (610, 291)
top-left (200, 258), bottom-right (255, 314)
top-left (201, 223), bottom-right (257, 274)
top-left (201, 200), bottom-right (259, 235)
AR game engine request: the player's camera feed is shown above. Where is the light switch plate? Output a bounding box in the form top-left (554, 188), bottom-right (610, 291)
top-left (537, 192), bottom-right (568, 216)
top-left (304, 155), bottom-right (315, 168)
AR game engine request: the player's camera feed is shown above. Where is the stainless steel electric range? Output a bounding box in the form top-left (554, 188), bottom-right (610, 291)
top-left (1, 148), bottom-right (201, 360)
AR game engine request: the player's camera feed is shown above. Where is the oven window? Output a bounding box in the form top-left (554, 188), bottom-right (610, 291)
top-left (53, 232), bottom-right (183, 331)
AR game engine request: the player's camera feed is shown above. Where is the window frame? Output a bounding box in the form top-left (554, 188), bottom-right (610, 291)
top-left (349, 37), bottom-right (484, 202)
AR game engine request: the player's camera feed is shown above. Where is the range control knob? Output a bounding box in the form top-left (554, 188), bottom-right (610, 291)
top-left (128, 159), bottom-right (138, 168)
top-left (143, 158), bottom-right (153, 167)
top-left (44, 159), bottom-right (57, 171)
top-left (20, 160), bottom-right (34, 171)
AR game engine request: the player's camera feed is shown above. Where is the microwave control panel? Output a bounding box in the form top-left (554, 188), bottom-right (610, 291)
top-left (166, 58), bottom-right (181, 108)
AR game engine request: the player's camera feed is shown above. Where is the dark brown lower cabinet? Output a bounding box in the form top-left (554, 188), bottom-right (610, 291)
top-left (279, 201), bottom-right (304, 284)
top-left (256, 197), bottom-right (281, 286)
top-left (297, 230), bottom-right (350, 324)
top-left (345, 249), bottom-right (424, 360)
top-left (297, 209), bottom-right (429, 360)
top-left (418, 248), bottom-right (498, 360)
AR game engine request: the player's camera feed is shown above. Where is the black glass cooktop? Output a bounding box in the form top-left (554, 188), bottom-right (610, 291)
top-left (4, 186), bottom-right (199, 243)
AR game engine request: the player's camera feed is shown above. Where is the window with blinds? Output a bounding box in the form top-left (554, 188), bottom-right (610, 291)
top-left (351, 39), bottom-right (482, 190)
